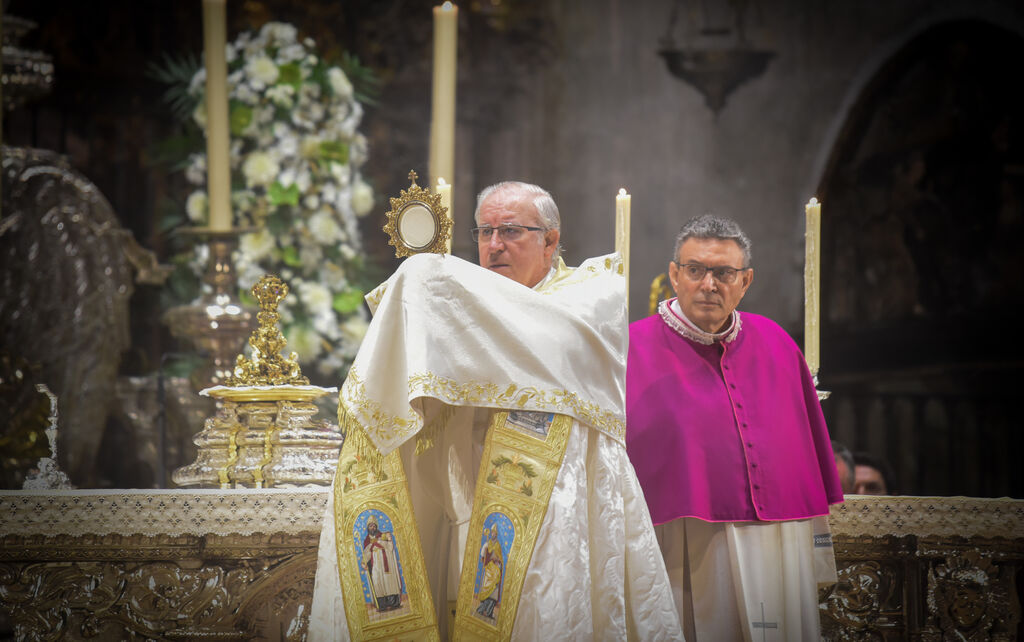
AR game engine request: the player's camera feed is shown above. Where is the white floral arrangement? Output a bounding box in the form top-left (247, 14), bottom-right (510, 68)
top-left (181, 22), bottom-right (374, 379)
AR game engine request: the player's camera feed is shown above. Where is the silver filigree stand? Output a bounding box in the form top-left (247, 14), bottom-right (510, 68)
top-left (22, 384), bottom-right (74, 490)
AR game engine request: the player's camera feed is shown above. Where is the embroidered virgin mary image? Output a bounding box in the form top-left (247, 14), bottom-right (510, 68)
top-left (355, 510), bottom-right (407, 618)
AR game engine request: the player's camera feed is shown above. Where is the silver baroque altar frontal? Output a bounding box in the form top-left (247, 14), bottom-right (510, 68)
top-left (0, 491), bottom-right (1021, 641)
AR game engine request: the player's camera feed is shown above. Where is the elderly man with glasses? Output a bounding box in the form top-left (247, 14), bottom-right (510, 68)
top-left (625, 214), bottom-right (844, 641)
top-left (310, 181), bottom-right (680, 641)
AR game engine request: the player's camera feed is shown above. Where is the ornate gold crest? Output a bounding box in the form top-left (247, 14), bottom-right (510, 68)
top-left (382, 171), bottom-right (452, 258)
top-left (222, 274), bottom-right (309, 389)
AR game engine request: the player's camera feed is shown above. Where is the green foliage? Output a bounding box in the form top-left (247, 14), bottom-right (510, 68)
top-left (268, 181), bottom-right (300, 207)
top-left (145, 52), bottom-right (202, 122)
top-left (339, 51), bottom-right (381, 106)
top-left (277, 62), bottom-right (303, 89)
top-left (229, 102), bottom-right (254, 136)
top-left (319, 141), bottom-right (349, 164)
top-left (332, 289), bottom-right (365, 314)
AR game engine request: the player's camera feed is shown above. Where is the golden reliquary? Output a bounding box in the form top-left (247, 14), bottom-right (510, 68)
top-left (172, 275), bottom-right (342, 489)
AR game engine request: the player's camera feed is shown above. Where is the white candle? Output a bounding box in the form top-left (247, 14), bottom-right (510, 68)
top-left (429, 2), bottom-right (458, 193)
top-left (437, 177), bottom-right (452, 252)
top-left (616, 188), bottom-right (631, 310)
top-left (202, 0), bottom-right (232, 231)
top-left (804, 197), bottom-right (821, 376)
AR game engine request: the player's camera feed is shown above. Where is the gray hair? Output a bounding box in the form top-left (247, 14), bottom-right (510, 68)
top-left (475, 181), bottom-right (562, 263)
top-left (673, 214), bottom-right (752, 266)
top-left (474, 181), bottom-right (561, 231)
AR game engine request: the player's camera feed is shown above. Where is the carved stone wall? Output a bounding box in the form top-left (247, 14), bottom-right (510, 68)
top-left (1, 491), bottom-right (1021, 640)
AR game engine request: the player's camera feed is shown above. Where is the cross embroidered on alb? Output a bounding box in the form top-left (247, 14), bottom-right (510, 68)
top-left (752, 602), bottom-right (778, 642)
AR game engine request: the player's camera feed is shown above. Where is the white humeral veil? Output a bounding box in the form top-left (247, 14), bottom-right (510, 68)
top-left (309, 253), bottom-right (682, 641)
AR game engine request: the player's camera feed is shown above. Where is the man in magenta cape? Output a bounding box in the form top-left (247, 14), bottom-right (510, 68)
top-left (626, 214), bottom-right (844, 641)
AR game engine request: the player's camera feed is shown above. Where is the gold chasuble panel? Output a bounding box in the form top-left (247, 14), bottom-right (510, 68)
top-left (453, 410), bottom-right (572, 641)
top-left (333, 426), bottom-right (439, 641)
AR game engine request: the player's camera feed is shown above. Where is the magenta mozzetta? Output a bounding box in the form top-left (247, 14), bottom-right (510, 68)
top-left (626, 298), bottom-right (844, 524)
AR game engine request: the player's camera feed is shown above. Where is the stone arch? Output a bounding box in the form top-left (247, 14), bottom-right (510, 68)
top-left (812, 18), bottom-right (1024, 496)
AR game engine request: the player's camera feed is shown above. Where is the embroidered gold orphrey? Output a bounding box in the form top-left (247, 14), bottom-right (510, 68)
top-left (452, 410), bottom-right (572, 641)
top-left (333, 420), bottom-right (439, 641)
top-left (334, 409), bottom-right (571, 641)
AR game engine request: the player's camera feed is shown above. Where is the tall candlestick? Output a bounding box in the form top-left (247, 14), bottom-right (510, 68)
top-left (437, 177), bottom-right (452, 252)
top-left (804, 197), bottom-right (822, 376)
top-left (616, 188), bottom-right (631, 311)
top-left (202, 0), bottom-right (232, 231)
top-left (429, 2), bottom-right (458, 193)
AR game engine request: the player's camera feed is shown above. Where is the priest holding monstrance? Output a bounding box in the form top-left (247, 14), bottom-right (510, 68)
top-left (309, 181), bottom-right (682, 640)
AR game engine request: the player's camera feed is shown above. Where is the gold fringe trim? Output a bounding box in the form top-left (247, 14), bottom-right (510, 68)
top-left (415, 403), bottom-right (457, 455)
top-left (338, 406), bottom-right (385, 479)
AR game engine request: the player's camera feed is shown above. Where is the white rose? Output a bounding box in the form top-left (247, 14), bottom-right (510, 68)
top-left (239, 228), bottom-right (277, 262)
top-left (287, 325), bottom-right (322, 362)
top-left (246, 56), bottom-right (279, 86)
top-left (262, 22), bottom-right (298, 46)
top-left (233, 83), bottom-right (258, 106)
top-left (276, 135), bottom-right (298, 157)
top-left (328, 67), bottom-right (353, 99)
top-left (242, 152), bottom-right (280, 187)
top-left (278, 167), bottom-right (296, 188)
top-left (351, 179), bottom-right (374, 217)
top-left (297, 280), bottom-right (333, 316)
top-left (349, 134), bottom-right (368, 166)
top-left (308, 210), bottom-right (343, 243)
top-left (238, 261), bottom-right (266, 291)
top-left (265, 84), bottom-right (294, 108)
top-left (303, 194), bottom-right (320, 210)
top-left (341, 314), bottom-right (369, 343)
top-left (300, 243), bottom-right (324, 269)
top-left (295, 168), bottom-right (312, 192)
top-left (313, 310), bottom-right (340, 340)
top-left (185, 153), bottom-right (206, 185)
top-left (321, 182), bottom-right (337, 205)
top-left (185, 191), bottom-right (208, 223)
top-left (329, 161), bottom-right (350, 185)
top-left (322, 262), bottom-right (347, 285)
top-left (277, 43), bottom-right (305, 64)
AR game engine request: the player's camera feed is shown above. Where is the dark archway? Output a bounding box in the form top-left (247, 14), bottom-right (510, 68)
top-left (818, 20), bottom-right (1024, 497)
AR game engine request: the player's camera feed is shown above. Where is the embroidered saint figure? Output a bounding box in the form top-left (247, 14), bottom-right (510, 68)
top-left (362, 515), bottom-right (403, 612)
top-left (475, 526), bottom-right (504, 621)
